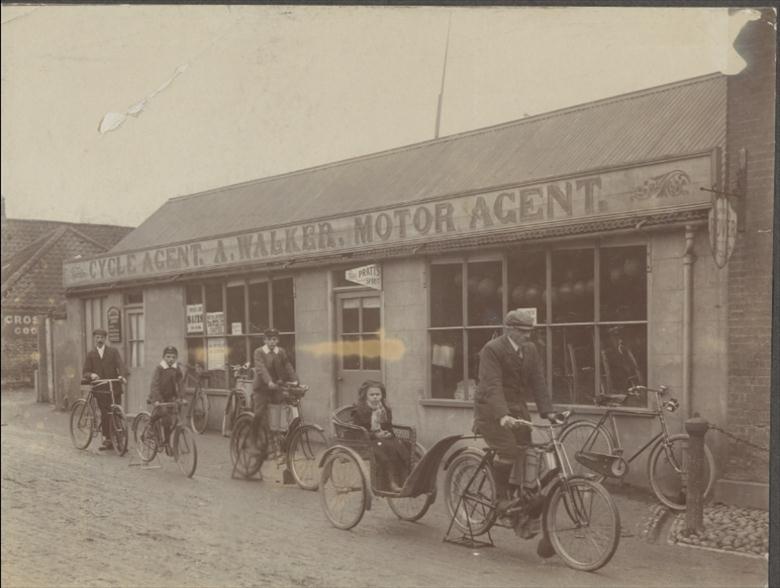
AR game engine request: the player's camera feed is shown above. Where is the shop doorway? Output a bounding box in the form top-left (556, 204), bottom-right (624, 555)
top-left (335, 292), bottom-right (381, 407)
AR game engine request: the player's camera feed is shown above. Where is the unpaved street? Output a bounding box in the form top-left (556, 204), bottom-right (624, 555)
top-left (1, 392), bottom-right (768, 588)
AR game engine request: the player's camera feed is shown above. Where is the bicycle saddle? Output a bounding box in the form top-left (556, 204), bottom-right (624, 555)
top-left (595, 394), bottom-right (627, 406)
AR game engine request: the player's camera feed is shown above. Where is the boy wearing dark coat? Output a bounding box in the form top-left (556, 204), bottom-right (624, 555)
top-left (148, 345), bottom-right (185, 446)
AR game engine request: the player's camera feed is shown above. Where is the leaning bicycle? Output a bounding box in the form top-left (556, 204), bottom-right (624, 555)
top-left (132, 399), bottom-right (198, 478)
top-left (222, 363), bottom-right (254, 437)
top-left (183, 363), bottom-right (211, 434)
top-left (230, 383), bottom-right (328, 490)
top-left (442, 411), bottom-right (620, 572)
top-left (69, 378), bottom-right (128, 456)
top-left (558, 384), bottom-right (715, 510)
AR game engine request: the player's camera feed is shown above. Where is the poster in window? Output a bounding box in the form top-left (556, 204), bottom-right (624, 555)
top-left (206, 311), bottom-right (225, 336)
top-left (186, 304), bottom-right (204, 334)
top-left (231, 322), bottom-right (243, 335)
top-left (107, 307), bottom-right (122, 342)
top-left (207, 337), bottom-right (226, 370)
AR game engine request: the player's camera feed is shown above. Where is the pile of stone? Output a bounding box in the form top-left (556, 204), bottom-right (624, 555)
top-left (669, 503), bottom-right (768, 557)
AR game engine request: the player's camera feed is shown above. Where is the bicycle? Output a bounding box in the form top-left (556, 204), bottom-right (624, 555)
top-left (222, 364), bottom-right (254, 438)
top-left (558, 384), bottom-right (715, 510)
top-left (184, 363), bottom-right (211, 434)
top-left (318, 405), bottom-right (435, 529)
top-left (230, 382), bottom-right (328, 490)
top-left (69, 378), bottom-right (129, 456)
top-left (442, 411), bottom-right (621, 572)
top-left (132, 399), bottom-right (198, 478)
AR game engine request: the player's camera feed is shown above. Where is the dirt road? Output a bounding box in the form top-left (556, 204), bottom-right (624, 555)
top-left (1, 392), bottom-right (768, 587)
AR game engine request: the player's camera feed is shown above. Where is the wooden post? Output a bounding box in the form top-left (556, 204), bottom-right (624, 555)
top-left (684, 414), bottom-right (709, 533)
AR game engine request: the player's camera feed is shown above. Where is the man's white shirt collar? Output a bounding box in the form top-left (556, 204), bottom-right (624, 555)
top-left (507, 336), bottom-right (520, 353)
top-left (97, 346), bottom-right (105, 358)
top-left (261, 345), bottom-right (279, 354)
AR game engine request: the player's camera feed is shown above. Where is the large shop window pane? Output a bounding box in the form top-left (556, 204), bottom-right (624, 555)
top-left (430, 330), bottom-right (464, 399)
top-left (467, 261), bottom-right (502, 326)
top-left (551, 326), bottom-right (595, 405)
top-left (187, 339), bottom-right (205, 368)
top-left (248, 282), bottom-right (269, 333)
top-left (600, 246), bottom-right (647, 321)
top-left (341, 299), bottom-right (360, 334)
top-left (272, 278), bottom-right (295, 332)
top-left (508, 251), bottom-right (547, 323)
top-left (466, 329), bottom-right (500, 388)
top-left (599, 324), bottom-right (647, 405)
top-left (227, 337), bottom-right (247, 367)
top-left (226, 285), bottom-right (246, 335)
top-left (552, 249), bottom-right (594, 323)
top-left (186, 285), bottom-right (202, 305)
top-left (430, 264), bottom-right (463, 327)
top-left (342, 335), bottom-right (360, 370)
top-left (363, 297), bottom-right (381, 333)
top-left (249, 336), bottom-right (266, 359)
top-left (204, 283), bottom-right (223, 313)
top-left (278, 334), bottom-right (296, 368)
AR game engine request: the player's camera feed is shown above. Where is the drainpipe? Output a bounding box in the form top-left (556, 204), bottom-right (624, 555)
top-left (682, 224), bottom-right (697, 417)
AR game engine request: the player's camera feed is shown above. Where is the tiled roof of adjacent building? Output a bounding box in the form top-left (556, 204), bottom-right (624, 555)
top-left (109, 73), bottom-right (726, 253)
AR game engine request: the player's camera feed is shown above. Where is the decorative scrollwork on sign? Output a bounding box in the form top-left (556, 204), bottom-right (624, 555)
top-left (632, 170), bottom-right (691, 201)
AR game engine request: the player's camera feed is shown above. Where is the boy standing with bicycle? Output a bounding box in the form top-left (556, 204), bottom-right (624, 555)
top-left (82, 328), bottom-right (128, 450)
top-left (148, 346), bottom-right (185, 447)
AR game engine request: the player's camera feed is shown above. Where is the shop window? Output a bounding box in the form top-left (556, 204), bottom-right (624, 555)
top-left (126, 309), bottom-right (145, 368)
top-left (123, 290), bottom-right (143, 305)
top-left (184, 277), bottom-right (296, 389)
top-left (83, 297), bottom-right (105, 352)
top-left (428, 245), bottom-right (648, 406)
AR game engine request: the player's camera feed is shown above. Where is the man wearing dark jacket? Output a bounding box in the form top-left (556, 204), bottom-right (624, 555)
top-left (473, 309), bottom-right (563, 550)
top-left (82, 328), bottom-right (128, 450)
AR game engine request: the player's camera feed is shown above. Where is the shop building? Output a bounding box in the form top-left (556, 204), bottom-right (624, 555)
top-left (59, 24), bottom-right (773, 508)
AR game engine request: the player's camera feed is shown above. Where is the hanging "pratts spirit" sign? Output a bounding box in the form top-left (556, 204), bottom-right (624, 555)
top-left (64, 155), bottom-right (714, 288)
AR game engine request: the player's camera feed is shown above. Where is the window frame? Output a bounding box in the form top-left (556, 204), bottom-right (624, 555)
top-left (125, 305), bottom-right (145, 369)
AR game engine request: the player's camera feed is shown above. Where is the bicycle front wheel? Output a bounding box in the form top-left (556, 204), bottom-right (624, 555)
top-left (319, 449), bottom-right (367, 530)
top-left (133, 412), bottom-right (158, 463)
top-left (648, 433), bottom-right (715, 511)
top-left (387, 442), bottom-right (434, 522)
top-left (190, 388), bottom-right (210, 434)
top-left (69, 399), bottom-right (95, 450)
top-left (174, 426), bottom-right (198, 478)
top-left (443, 449), bottom-right (496, 537)
top-left (221, 391), bottom-right (238, 437)
top-left (545, 477), bottom-right (620, 572)
top-left (558, 421), bottom-right (614, 483)
top-left (286, 425), bottom-right (329, 491)
top-left (110, 406), bottom-right (129, 456)
top-left (230, 414), bottom-right (265, 479)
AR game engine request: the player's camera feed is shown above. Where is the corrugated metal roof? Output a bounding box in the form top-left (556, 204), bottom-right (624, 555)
top-left (112, 73), bottom-right (726, 253)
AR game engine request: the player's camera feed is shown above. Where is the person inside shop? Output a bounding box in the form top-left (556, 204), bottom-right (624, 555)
top-left (351, 380), bottom-right (410, 493)
top-left (248, 328), bottom-right (299, 467)
top-left (473, 308), bottom-right (564, 549)
top-left (600, 325), bottom-right (643, 398)
top-left (147, 345), bottom-right (185, 447)
top-left (82, 328), bottom-right (128, 451)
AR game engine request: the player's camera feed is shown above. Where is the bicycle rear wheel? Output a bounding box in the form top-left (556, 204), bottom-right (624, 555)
top-left (387, 442), bottom-right (434, 522)
top-left (319, 449), bottom-right (367, 530)
top-left (443, 449), bottom-right (496, 537)
top-left (230, 414), bottom-right (265, 479)
top-left (69, 399), bottom-right (94, 450)
top-left (110, 406), bottom-right (129, 456)
top-left (286, 424), bottom-right (329, 491)
top-left (174, 425), bottom-right (198, 478)
top-left (222, 390), bottom-right (245, 438)
top-left (190, 388), bottom-right (210, 434)
top-left (544, 477), bottom-right (620, 572)
top-left (133, 412), bottom-right (158, 463)
top-left (558, 421), bottom-right (614, 483)
top-left (648, 433), bottom-right (715, 511)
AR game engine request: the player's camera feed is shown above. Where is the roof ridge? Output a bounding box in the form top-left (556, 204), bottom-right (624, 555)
top-left (1, 227), bottom-right (67, 292)
top-left (167, 72), bottom-right (726, 205)
top-left (65, 225), bottom-right (114, 251)
top-left (4, 217), bottom-right (134, 230)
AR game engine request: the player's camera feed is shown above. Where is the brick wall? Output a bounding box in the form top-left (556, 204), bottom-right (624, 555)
top-left (724, 10), bottom-right (775, 483)
top-left (1, 316), bottom-right (41, 388)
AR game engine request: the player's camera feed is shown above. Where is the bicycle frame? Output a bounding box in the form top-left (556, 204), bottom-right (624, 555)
top-left (88, 379), bottom-right (123, 426)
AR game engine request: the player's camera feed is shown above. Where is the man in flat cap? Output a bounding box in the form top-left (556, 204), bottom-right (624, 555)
top-left (473, 308), bottom-right (563, 548)
top-left (82, 327), bottom-right (128, 450)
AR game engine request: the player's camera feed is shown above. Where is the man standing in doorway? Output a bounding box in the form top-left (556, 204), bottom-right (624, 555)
top-left (473, 309), bottom-right (563, 549)
top-left (82, 328), bottom-right (128, 450)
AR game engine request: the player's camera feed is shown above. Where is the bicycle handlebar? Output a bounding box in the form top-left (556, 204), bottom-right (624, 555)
top-left (511, 410), bottom-right (572, 429)
top-left (628, 385), bottom-right (669, 396)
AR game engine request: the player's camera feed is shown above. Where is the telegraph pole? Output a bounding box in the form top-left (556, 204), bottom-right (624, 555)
top-left (434, 13), bottom-right (452, 139)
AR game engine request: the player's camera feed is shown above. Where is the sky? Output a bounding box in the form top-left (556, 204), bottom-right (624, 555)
top-left (0, 5), bottom-right (751, 228)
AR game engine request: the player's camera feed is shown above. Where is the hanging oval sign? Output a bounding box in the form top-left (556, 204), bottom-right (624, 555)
top-left (708, 195), bottom-right (738, 269)
top-left (107, 306), bottom-right (122, 343)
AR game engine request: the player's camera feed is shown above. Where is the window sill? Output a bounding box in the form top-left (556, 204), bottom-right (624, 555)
top-left (420, 399), bottom-right (656, 417)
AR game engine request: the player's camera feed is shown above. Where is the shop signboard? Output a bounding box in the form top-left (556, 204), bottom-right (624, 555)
top-left (186, 304), bottom-right (204, 334)
top-left (708, 194), bottom-right (738, 269)
top-left (64, 154), bottom-right (715, 288)
top-left (2, 313), bottom-right (40, 338)
top-left (106, 307), bottom-right (122, 342)
top-left (345, 264), bottom-right (381, 290)
top-left (206, 312), bottom-right (225, 336)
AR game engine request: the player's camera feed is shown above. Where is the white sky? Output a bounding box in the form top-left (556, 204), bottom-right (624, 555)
top-left (1, 5), bottom-right (744, 227)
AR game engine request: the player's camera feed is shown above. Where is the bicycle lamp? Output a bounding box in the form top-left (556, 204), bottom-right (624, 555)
top-left (662, 398), bottom-right (680, 412)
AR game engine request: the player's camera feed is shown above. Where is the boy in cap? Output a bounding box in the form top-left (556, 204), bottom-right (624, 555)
top-left (473, 308), bottom-right (563, 550)
top-left (82, 327), bottom-right (128, 450)
top-left (148, 345), bottom-right (185, 447)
